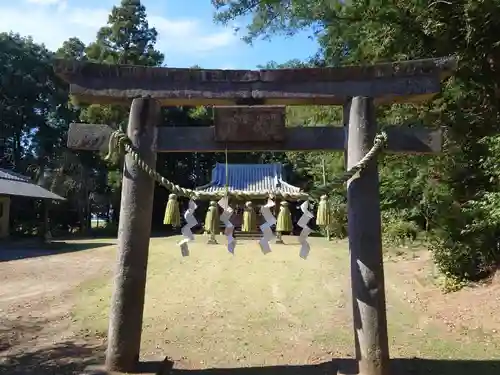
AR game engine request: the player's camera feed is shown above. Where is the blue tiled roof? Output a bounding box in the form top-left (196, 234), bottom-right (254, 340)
top-left (197, 163), bottom-right (302, 194)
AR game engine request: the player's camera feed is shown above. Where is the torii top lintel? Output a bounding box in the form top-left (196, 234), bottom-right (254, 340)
top-left (53, 57), bottom-right (456, 106)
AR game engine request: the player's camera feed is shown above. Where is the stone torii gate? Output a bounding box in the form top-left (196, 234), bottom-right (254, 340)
top-left (54, 57), bottom-right (454, 375)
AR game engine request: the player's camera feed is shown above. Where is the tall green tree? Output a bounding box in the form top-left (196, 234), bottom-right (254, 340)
top-left (56, 37), bottom-right (87, 61)
top-left (0, 33), bottom-right (60, 170)
top-left (66, 0), bottom-right (165, 227)
top-left (85, 0), bottom-right (164, 66)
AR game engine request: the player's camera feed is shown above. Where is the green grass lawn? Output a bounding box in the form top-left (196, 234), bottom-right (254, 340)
top-left (71, 236), bottom-right (500, 372)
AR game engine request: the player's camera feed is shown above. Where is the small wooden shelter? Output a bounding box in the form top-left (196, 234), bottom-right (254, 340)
top-left (0, 168), bottom-right (65, 239)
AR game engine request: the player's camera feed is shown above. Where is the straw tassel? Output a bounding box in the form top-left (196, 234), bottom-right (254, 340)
top-left (316, 195), bottom-right (331, 227)
top-left (163, 193), bottom-right (181, 227)
top-left (242, 201), bottom-right (257, 232)
top-left (205, 201), bottom-right (219, 244)
top-left (204, 201), bottom-right (220, 234)
top-left (276, 201), bottom-right (293, 243)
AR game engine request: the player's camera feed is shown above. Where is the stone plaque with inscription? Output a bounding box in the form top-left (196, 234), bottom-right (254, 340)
top-left (213, 106), bottom-right (286, 142)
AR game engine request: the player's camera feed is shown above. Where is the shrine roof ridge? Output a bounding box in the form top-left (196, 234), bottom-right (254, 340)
top-left (196, 163), bottom-right (304, 195)
top-left (53, 56), bottom-right (456, 83)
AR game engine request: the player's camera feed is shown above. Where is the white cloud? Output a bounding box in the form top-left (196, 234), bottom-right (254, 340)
top-left (0, 1), bottom-right (238, 56)
top-left (25, 0), bottom-right (61, 4)
top-left (148, 15), bottom-right (237, 54)
top-left (197, 32), bottom-right (236, 52)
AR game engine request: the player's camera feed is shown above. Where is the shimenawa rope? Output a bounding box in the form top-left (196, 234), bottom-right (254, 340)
top-left (104, 129), bottom-right (388, 202)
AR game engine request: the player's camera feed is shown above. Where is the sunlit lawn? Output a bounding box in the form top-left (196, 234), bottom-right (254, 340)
top-left (72, 236), bottom-right (500, 371)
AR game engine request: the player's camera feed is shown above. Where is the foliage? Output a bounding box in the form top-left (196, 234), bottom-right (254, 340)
top-left (85, 0), bottom-right (164, 66)
top-left (382, 214), bottom-right (419, 247)
top-left (435, 274), bottom-right (469, 294)
top-left (51, 0), bottom-right (167, 230)
top-left (326, 201), bottom-right (347, 239)
top-left (0, 32), bottom-right (68, 170)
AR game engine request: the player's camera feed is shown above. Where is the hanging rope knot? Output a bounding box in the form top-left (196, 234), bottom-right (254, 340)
top-left (104, 129), bottom-right (131, 162)
top-left (375, 131), bottom-right (388, 148)
top-left (310, 131), bottom-right (388, 200)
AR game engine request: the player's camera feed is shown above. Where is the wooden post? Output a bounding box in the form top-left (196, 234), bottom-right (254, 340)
top-left (346, 97), bottom-right (390, 375)
top-left (37, 199), bottom-right (51, 243)
top-left (321, 158), bottom-right (330, 241)
top-left (343, 100), bottom-right (351, 171)
top-left (105, 97), bottom-right (160, 373)
top-left (43, 200), bottom-right (52, 242)
top-left (0, 196), bottom-right (10, 239)
top-left (38, 200), bottom-right (45, 242)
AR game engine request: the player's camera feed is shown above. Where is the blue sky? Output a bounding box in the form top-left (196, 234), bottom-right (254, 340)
top-left (0, 0), bottom-right (319, 69)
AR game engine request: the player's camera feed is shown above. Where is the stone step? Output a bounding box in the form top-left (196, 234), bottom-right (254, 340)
top-left (234, 231), bottom-right (261, 239)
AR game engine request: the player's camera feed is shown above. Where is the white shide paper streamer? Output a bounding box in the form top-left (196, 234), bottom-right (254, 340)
top-left (297, 201), bottom-right (314, 259)
top-left (218, 197), bottom-right (236, 254)
top-left (259, 198), bottom-right (276, 254)
top-left (178, 199), bottom-right (198, 257)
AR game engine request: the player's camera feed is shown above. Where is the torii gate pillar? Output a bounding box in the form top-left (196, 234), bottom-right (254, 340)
top-left (106, 98), bottom-right (160, 371)
top-left (347, 97), bottom-right (389, 375)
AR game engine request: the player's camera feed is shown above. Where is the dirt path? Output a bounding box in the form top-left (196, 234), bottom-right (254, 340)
top-left (0, 240), bottom-right (115, 375)
top-left (384, 251), bottom-right (500, 336)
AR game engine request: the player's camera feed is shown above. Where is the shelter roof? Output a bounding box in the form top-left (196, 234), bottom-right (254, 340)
top-left (0, 168), bottom-right (65, 200)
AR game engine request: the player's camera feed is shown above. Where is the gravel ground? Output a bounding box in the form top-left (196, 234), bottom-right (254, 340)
top-left (0, 240), bottom-right (116, 375)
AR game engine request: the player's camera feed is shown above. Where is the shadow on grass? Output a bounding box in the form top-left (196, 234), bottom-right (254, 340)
top-left (0, 341), bottom-right (105, 375)
top-left (0, 241), bottom-right (113, 262)
top-left (0, 317), bottom-right (105, 375)
top-left (126, 357), bottom-right (500, 375)
top-left (3, 355), bottom-right (499, 375)
top-left (2, 319), bottom-right (497, 375)
top-left (0, 318), bottom-right (46, 353)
